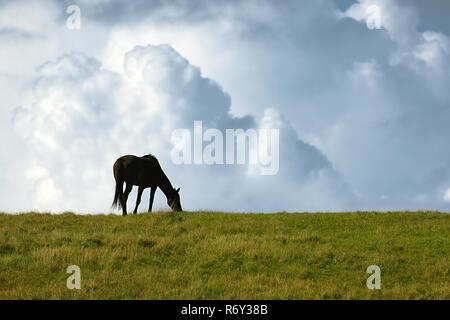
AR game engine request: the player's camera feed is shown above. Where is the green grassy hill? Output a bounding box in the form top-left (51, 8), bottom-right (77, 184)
top-left (0, 211), bottom-right (449, 299)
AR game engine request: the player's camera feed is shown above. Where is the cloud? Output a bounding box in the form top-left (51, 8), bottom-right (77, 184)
top-left (345, 0), bottom-right (419, 45)
top-left (12, 44), bottom-right (349, 212)
top-left (443, 189), bottom-right (450, 203)
top-left (2, 0), bottom-right (450, 212)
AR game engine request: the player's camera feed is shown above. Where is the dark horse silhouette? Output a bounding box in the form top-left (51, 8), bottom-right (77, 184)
top-left (112, 154), bottom-right (182, 215)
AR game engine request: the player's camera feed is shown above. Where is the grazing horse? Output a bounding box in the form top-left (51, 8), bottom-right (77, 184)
top-left (112, 154), bottom-right (182, 215)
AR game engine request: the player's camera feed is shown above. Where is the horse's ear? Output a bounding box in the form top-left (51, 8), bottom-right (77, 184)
top-left (175, 187), bottom-right (180, 193)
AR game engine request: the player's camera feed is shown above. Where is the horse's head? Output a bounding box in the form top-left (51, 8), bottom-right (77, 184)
top-left (168, 187), bottom-right (182, 212)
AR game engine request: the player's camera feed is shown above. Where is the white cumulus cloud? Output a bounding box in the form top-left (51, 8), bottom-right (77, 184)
top-left (12, 44), bottom-right (349, 212)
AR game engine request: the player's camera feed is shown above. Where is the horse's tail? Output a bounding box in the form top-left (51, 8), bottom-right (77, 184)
top-left (112, 159), bottom-right (124, 209)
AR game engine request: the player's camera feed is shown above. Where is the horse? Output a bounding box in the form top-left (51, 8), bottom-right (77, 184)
top-left (111, 154), bottom-right (182, 215)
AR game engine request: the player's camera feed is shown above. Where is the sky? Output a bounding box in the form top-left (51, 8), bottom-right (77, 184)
top-left (1, 0), bottom-right (450, 213)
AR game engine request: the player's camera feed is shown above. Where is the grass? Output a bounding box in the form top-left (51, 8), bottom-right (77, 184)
top-left (0, 211), bottom-right (449, 299)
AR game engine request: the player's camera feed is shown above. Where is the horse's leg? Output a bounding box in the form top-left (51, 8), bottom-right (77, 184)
top-left (148, 187), bottom-right (156, 212)
top-left (122, 183), bottom-right (133, 216)
top-left (133, 186), bottom-right (144, 214)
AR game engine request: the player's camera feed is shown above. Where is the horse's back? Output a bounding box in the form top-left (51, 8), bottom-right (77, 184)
top-left (116, 154), bottom-right (157, 163)
top-left (114, 154), bottom-right (161, 186)
top-left (116, 154), bottom-right (139, 164)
